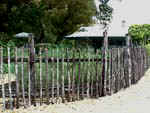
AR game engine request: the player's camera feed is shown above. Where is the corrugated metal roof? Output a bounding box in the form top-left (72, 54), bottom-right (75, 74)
top-left (14, 32), bottom-right (33, 38)
top-left (65, 23), bottom-right (128, 38)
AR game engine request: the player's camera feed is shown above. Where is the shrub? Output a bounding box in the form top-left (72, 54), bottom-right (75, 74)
top-left (129, 24), bottom-right (150, 44)
top-left (145, 44), bottom-right (150, 56)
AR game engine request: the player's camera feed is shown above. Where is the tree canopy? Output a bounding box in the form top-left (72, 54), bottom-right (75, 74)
top-left (0, 0), bottom-right (96, 45)
top-left (96, 0), bottom-right (113, 27)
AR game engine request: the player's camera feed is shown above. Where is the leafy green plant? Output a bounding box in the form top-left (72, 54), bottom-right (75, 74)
top-left (145, 44), bottom-right (150, 56)
top-left (128, 24), bottom-right (150, 44)
top-left (0, 33), bottom-right (16, 73)
top-left (96, 0), bottom-right (113, 26)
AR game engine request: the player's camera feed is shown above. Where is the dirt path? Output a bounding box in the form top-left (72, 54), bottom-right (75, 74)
top-left (1, 69), bottom-right (150, 113)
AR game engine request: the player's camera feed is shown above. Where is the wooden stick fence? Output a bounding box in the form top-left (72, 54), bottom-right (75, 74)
top-left (0, 46), bottom-right (149, 110)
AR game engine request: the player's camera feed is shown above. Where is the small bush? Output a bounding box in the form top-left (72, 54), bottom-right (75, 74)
top-left (145, 44), bottom-right (150, 56)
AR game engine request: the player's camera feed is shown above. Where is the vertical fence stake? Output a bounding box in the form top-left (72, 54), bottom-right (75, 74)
top-left (120, 48), bottom-right (125, 88)
top-left (77, 49), bottom-right (81, 100)
top-left (62, 48), bottom-right (65, 99)
top-left (118, 48), bottom-right (121, 90)
top-left (72, 48), bottom-right (75, 100)
top-left (15, 48), bottom-right (19, 108)
top-left (39, 48), bottom-right (43, 105)
top-left (45, 48), bottom-right (49, 104)
top-left (95, 50), bottom-right (99, 98)
top-left (87, 48), bottom-right (90, 98)
top-left (0, 47), bottom-right (5, 110)
top-left (51, 49), bottom-right (54, 101)
top-left (21, 47), bottom-right (26, 107)
top-left (90, 53), bottom-right (94, 97)
top-left (108, 49), bottom-right (112, 95)
top-left (28, 48), bottom-right (31, 106)
top-left (126, 34), bottom-right (132, 86)
top-left (102, 30), bottom-right (108, 96)
top-left (8, 47), bottom-right (13, 109)
top-left (29, 36), bottom-right (36, 106)
top-left (56, 48), bottom-right (59, 98)
top-left (99, 49), bottom-right (102, 96)
top-left (81, 51), bottom-right (85, 99)
top-left (66, 48), bottom-right (71, 101)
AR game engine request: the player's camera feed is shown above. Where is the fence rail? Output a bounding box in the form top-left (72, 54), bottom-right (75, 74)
top-left (1, 57), bottom-right (102, 63)
top-left (0, 46), bottom-right (149, 110)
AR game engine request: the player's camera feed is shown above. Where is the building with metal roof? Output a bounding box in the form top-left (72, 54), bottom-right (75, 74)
top-left (65, 0), bottom-right (150, 45)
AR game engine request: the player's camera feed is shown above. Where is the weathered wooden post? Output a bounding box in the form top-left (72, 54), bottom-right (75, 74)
top-left (14, 32), bottom-right (36, 106)
top-left (29, 34), bottom-right (36, 106)
top-left (102, 30), bottom-right (108, 96)
top-left (126, 34), bottom-right (132, 86)
top-left (0, 47), bottom-right (6, 110)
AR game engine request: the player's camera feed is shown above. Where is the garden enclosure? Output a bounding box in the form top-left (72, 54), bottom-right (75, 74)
top-left (0, 46), bottom-right (149, 110)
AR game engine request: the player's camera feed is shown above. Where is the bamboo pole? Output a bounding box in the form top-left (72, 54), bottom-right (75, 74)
top-left (140, 47), bottom-right (143, 78)
top-left (124, 47), bottom-right (129, 88)
top-left (66, 48), bottom-right (71, 100)
top-left (21, 47), bottom-right (26, 107)
top-left (0, 47), bottom-right (5, 110)
top-left (120, 48), bottom-right (125, 89)
top-left (39, 48), bottom-right (43, 105)
top-left (115, 48), bottom-right (119, 93)
top-left (8, 47), bottom-right (13, 109)
top-left (28, 48), bottom-right (31, 106)
top-left (111, 48), bottom-right (116, 93)
top-left (77, 49), bottom-right (81, 100)
top-left (62, 48), bottom-right (65, 98)
top-left (29, 37), bottom-right (36, 106)
top-left (45, 48), bottom-right (49, 104)
top-left (102, 30), bottom-right (108, 96)
top-left (132, 47), bottom-right (137, 84)
top-left (136, 47), bottom-right (140, 81)
top-left (51, 49), bottom-right (54, 100)
top-left (126, 34), bottom-right (132, 86)
top-left (81, 50), bottom-right (85, 99)
top-left (108, 49), bottom-right (112, 95)
top-left (143, 48), bottom-right (146, 72)
top-left (72, 48), bottom-right (75, 100)
top-left (117, 48), bottom-right (121, 91)
top-left (15, 47), bottom-right (19, 108)
top-left (87, 48), bottom-right (90, 98)
top-left (90, 52), bottom-right (94, 97)
top-left (56, 48), bottom-right (59, 98)
top-left (34, 48), bottom-right (37, 104)
top-left (98, 49), bottom-right (102, 96)
top-left (144, 48), bottom-right (148, 70)
top-left (95, 50), bottom-right (99, 98)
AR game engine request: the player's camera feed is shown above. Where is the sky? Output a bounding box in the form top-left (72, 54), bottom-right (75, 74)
top-left (66, 0), bottom-right (150, 37)
top-left (94, 0), bottom-right (150, 25)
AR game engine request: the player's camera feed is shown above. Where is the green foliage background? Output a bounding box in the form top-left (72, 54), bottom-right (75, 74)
top-left (128, 24), bottom-right (150, 44)
top-left (0, 0), bottom-right (96, 46)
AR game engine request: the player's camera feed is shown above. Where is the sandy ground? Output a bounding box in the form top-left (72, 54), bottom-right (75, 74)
top-left (0, 74), bottom-right (16, 85)
top-left (1, 69), bottom-right (150, 113)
